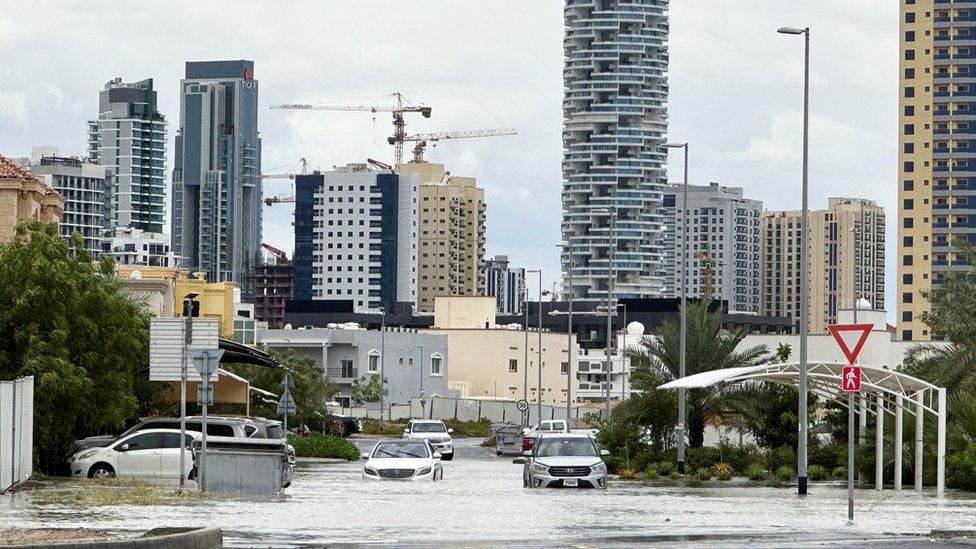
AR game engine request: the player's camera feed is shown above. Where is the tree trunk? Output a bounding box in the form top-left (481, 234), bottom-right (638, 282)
top-left (689, 417), bottom-right (706, 448)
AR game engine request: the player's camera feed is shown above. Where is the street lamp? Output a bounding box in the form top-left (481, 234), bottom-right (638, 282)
top-left (379, 306), bottom-right (386, 422)
top-left (592, 207), bottom-right (617, 419)
top-left (665, 141), bottom-right (689, 473)
top-left (558, 242), bottom-right (575, 421)
top-left (778, 24), bottom-right (811, 496)
top-left (526, 269), bottom-right (541, 426)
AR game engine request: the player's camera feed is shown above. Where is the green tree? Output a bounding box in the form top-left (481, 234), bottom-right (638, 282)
top-left (626, 301), bottom-right (768, 448)
top-left (350, 374), bottom-right (388, 406)
top-left (229, 349), bottom-right (337, 430)
top-left (0, 221), bottom-right (156, 472)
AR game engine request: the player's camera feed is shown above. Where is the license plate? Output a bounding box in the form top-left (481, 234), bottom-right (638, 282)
top-left (564, 478), bottom-right (578, 487)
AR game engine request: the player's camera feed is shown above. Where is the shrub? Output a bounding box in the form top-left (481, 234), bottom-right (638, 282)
top-left (746, 463), bottom-right (767, 481)
top-left (443, 418), bottom-right (491, 437)
top-left (695, 467), bottom-right (713, 481)
top-left (769, 445), bottom-right (797, 471)
top-left (655, 460), bottom-right (677, 476)
top-left (643, 464), bottom-right (660, 481)
top-left (947, 443), bottom-right (976, 491)
top-left (618, 468), bottom-right (639, 480)
top-left (775, 465), bottom-right (794, 482)
top-left (287, 433), bottom-right (360, 460)
top-left (668, 470), bottom-right (681, 480)
top-left (809, 441), bottom-right (847, 470)
top-left (832, 466), bottom-right (847, 478)
top-left (361, 419), bottom-right (406, 436)
top-left (717, 442), bottom-right (763, 475)
top-left (712, 462), bottom-right (733, 481)
top-left (807, 464), bottom-right (828, 481)
top-left (685, 447), bottom-right (721, 473)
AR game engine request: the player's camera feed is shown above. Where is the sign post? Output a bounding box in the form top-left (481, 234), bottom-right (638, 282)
top-left (189, 348), bottom-right (223, 492)
top-left (828, 323), bottom-right (873, 523)
top-left (278, 372), bottom-right (296, 434)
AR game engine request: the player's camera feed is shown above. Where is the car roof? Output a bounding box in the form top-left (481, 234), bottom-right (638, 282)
top-left (123, 428), bottom-right (201, 436)
top-left (538, 432), bottom-right (591, 439)
top-left (410, 419), bottom-right (444, 424)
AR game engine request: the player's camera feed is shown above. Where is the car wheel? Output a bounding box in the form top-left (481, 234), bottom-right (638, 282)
top-left (88, 463), bottom-right (115, 479)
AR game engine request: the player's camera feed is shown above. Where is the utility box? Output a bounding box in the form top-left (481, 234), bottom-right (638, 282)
top-left (192, 438), bottom-right (293, 496)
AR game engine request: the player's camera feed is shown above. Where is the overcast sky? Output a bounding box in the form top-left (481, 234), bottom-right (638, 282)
top-left (0, 1), bottom-right (898, 317)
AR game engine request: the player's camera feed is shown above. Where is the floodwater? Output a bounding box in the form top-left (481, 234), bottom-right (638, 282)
top-left (3, 437), bottom-right (976, 547)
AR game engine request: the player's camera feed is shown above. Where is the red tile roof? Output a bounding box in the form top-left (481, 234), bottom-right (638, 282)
top-left (0, 154), bottom-right (34, 181)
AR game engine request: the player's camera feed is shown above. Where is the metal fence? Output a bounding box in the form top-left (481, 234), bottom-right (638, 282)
top-left (1, 376), bottom-right (33, 492)
top-left (339, 397), bottom-right (589, 425)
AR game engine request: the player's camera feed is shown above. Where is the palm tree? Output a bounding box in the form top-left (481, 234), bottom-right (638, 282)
top-left (626, 300), bottom-right (768, 448)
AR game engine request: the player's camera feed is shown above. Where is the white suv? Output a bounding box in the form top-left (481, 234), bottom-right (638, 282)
top-left (515, 433), bottom-right (609, 489)
top-left (403, 419), bottom-right (454, 461)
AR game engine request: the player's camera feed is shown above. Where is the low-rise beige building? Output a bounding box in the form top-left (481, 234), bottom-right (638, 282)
top-left (0, 153), bottom-right (65, 242)
top-left (423, 296), bottom-right (581, 406)
top-left (397, 162), bottom-right (486, 313)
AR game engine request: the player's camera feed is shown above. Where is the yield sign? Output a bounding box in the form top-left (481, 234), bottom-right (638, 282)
top-left (827, 323), bottom-right (873, 365)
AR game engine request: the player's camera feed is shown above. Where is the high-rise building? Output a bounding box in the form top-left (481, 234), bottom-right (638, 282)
top-left (898, 3), bottom-right (972, 341)
top-left (484, 255), bottom-right (525, 315)
top-left (662, 182), bottom-right (762, 313)
top-left (253, 246), bottom-right (293, 330)
top-left (0, 154), bottom-right (64, 243)
top-left (397, 162), bottom-right (486, 313)
top-left (172, 60), bottom-right (262, 297)
top-left (88, 78), bottom-right (167, 234)
top-left (293, 163), bottom-right (418, 311)
top-left (25, 151), bottom-right (106, 256)
top-left (762, 198), bottom-right (885, 334)
top-left (102, 226), bottom-right (179, 267)
top-left (561, 0), bottom-right (670, 302)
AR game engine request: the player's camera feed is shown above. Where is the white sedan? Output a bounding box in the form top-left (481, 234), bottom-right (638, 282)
top-left (361, 439), bottom-right (444, 481)
top-left (68, 428), bottom-right (199, 480)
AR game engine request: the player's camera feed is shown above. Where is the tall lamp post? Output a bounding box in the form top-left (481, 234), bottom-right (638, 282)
top-left (526, 269), bottom-right (541, 426)
top-left (379, 307), bottom-right (386, 422)
top-left (592, 208), bottom-right (617, 418)
top-left (179, 292), bottom-right (199, 493)
top-left (560, 242), bottom-right (575, 421)
top-left (665, 141), bottom-right (689, 473)
top-left (778, 24), bottom-right (811, 496)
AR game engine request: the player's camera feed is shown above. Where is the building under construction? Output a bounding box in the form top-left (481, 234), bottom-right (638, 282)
top-left (253, 244), bottom-right (293, 329)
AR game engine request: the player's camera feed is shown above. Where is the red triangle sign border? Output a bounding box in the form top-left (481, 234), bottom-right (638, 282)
top-left (827, 323), bottom-right (874, 365)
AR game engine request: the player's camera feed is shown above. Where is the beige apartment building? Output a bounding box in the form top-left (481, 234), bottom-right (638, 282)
top-left (762, 198), bottom-right (886, 334)
top-left (0, 154), bottom-right (65, 242)
top-left (397, 162), bottom-right (486, 313)
top-left (898, 2), bottom-right (970, 341)
top-left (424, 296), bottom-right (580, 406)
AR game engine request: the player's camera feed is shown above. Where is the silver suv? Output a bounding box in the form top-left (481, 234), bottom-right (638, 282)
top-left (514, 433), bottom-right (609, 489)
top-left (403, 419), bottom-right (454, 460)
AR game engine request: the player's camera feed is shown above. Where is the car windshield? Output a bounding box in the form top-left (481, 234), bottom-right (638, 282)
top-left (373, 441), bottom-right (430, 459)
top-left (411, 422), bottom-right (446, 433)
top-left (535, 438), bottom-right (598, 457)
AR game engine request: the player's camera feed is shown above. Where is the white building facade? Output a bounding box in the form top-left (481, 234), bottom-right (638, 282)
top-left (103, 226), bottom-right (179, 267)
top-left (561, 0), bottom-right (670, 302)
top-left (662, 182), bottom-right (762, 313)
top-left (484, 255), bottom-right (525, 315)
top-left (26, 151), bottom-right (106, 256)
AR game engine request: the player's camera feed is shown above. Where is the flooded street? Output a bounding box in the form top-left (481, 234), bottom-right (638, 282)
top-left (3, 437), bottom-right (976, 546)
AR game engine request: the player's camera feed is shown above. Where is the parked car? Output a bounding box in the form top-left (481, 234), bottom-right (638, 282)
top-left (361, 439), bottom-right (444, 481)
top-left (521, 420), bottom-right (571, 453)
top-left (68, 429), bottom-right (202, 480)
top-left (402, 419), bottom-right (454, 460)
top-left (514, 433), bottom-right (609, 489)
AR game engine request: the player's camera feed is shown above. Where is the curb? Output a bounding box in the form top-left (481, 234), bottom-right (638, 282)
top-left (10, 527), bottom-right (222, 549)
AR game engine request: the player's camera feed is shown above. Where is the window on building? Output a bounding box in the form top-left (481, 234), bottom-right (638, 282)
top-left (430, 354), bottom-right (443, 376)
top-left (903, 273), bottom-right (913, 285)
top-left (903, 292), bottom-right (914, 304)
top-left (904, 180), bottom-right (915, 191)
top-left (509, 359), bottom-right (518, 372)
top-left (902, 311), bottom-right (913, 322)
top-left (905, 12), bottom-right (915, 23)
top-left (903, 330), bottom-right (913, 341)
top-left (904, 198), bottom-right (914, 209)
top-left (340, 359), bottom-right (354, 378)
top-left (904, 124), bottom-right (915, 135)
top-left (367, 351), bottom-right (380, 373)
top-left (903, 255), bottom-right (914, 266)
top-left (561, 362), bottom-right (569, 375)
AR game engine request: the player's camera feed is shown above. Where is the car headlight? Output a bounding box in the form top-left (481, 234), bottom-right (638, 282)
top-left (417, 467), bottom-right (432, 476)
top-left (532, 462), bottom-right (549, 473)
top-left (364, 466), bottom-right (378, 476)
top-left (75, 449), bottom-right (99, 461)
top-left (592, 462), bottom-right (607, 472)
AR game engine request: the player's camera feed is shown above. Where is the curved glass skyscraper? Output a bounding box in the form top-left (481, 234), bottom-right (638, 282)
top-left (561, 0), bottom-right (669, 301)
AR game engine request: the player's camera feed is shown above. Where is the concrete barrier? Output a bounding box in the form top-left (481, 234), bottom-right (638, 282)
top-left (10, 527), bottom-right (222, 548)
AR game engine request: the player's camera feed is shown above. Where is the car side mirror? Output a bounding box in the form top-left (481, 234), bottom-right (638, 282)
top-left (512, 458), bottom-right (526, 464)
top-left (448, 428), bottom-right (454, 434)
top-left (119, 444), bottom-right (130, 452)
top-left (522, 450), bottom-right (532, 457)
top-left (360, 453), bottom-right (370, 460)
top-left (433, 452), bottom-right (442, 460)
top-left (600, 449), bottom-right (610, 456)
top-left (403, 429), bottom-right (410, 435)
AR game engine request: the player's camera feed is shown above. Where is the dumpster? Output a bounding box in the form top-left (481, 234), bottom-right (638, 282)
top-left (494, 424), bottom-right (525, 456)
top-left (191, 437), bottom-right (293, 495)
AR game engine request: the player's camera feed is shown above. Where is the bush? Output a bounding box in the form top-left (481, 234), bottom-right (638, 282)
top-left (947, 443), bottom-right (976, 491)
top-left (712, 462), bottom-right (733, 481)
top-left (361, 419), bottom-right (406, 436)
top-left (695, 467), bottom-right (713, 481)
top-left (288, 433), bottom-right (360, 460)
top-left (775, 465), bottom-right (794, 482)
top-left (685, 447), bottom-right (721, 473)
top-left (717, 443), bottom-right (763, 475)
top-left (642, 464), bottom-right (661, 481)
top-left (769, 445), bottom-right (797, 471)
top-left (443, 418), bottom-right (491, 437)
top-left (746, 463), bottom-right (767, 481)
top-left (668, 470), bottom-right (681, 480)
top-left (618, 468), bottom-right (639, 480)
top-left (832, 465), bottom-right (847, 478)
top-left (807, 464), bottom-right (828, 481)
top-left (655, 460), bottom-right (677, 476)
top-left (809, 441), bottom-right (847, 470)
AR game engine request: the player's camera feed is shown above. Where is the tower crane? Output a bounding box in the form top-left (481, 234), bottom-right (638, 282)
top-left (397, 128), bottom-right (518, 163)
top-left (261, 157), bottom-right (308, 205)
top-left (270, 92), bottom-right (431, 165)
